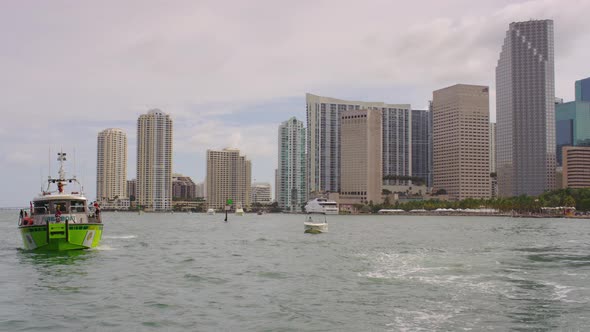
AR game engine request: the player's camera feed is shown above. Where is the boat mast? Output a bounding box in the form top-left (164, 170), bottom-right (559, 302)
top-left (57, 151), bottom-right (66, 181)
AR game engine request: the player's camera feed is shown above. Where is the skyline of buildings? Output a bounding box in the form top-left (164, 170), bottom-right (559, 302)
top-left (96, 128), bottom-right (127, 203)
top-left (305, 93), bottom-right (413, 197)
top-left (556, 77), bottom-right (590, 166)
top-left (496, 19), bottom-right (557, 197)
top-left (432, 84), bottom-right (491, 200)
top-left (276, 117), bottom-right (307, 212)
top-left (89, 19), bottom-right (590, 210)
top-left (136, 109), bottom-right (173, 211)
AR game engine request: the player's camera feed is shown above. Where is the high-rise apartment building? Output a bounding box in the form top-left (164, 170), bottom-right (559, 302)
top-left (432, 84), bottom-right (491, 200)
top-left (172, 174), bottom-right (197, 199)
top-left (556, 77), bottom-right (590, 165)
top-left (136, 109), bottom-right (173, 211)
top-left (96, 128), bottom-right (127, 202)
top-left (251, 183), bottom-right (272, 205)
top-left (340, 109), bottom-right (383, 204)
top-left (277, 117), bottom-right (307, 212)
top-left (411, 109), bottom-right (432, 187)
top-left (206, 148), bottom-right (251, 210)
top-left (562, 146), bottom-right (590, 188)
top-left (306, 93), bottom-right (411, 195)
top-left (496, 19), bottom-right (556, 197)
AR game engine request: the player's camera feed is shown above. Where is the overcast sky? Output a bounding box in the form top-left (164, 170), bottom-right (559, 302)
top-left (1, 0), bottom-right (589, 207)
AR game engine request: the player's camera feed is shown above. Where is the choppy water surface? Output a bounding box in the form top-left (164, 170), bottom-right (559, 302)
top-left (1, 211), bottom-right (590, 331)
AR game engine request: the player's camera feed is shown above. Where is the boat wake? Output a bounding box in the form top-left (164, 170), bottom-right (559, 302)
top-left (94, 245), bottom-right (116, 251)
top-left (103, 235), bottom-right (137, 239)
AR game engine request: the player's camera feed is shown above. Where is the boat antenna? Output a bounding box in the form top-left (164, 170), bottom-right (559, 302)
top-left (73, 147), bottom-right (77, 180)
top-left (48, 146), bottom-right (51, 179)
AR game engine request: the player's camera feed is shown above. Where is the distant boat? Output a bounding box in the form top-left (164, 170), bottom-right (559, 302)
top-left (304, 214), bottom-right (328, 234)
top-left (257, 211), bottom-right (263, 215)
top-left (305, 198), bottom-right (339, 214)
top-left (207, 208), bottom-right (215, 215)
top-left (235, 206), bottom-right (245, 216)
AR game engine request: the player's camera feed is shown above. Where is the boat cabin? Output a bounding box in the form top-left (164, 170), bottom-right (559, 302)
top-left (33, 197), bottom-right (88, 215)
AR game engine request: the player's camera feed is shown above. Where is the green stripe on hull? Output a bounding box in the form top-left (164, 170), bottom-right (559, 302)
top-left (19, 224), bottom-right (103, 251)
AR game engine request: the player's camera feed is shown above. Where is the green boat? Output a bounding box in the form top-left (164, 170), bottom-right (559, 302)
top-left (18, 152), bottom-right (103, 251)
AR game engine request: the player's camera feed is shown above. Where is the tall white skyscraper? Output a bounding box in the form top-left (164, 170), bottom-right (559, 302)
top-left (136, 109), bottom-right (173, 211)
top-left (96, 128), bottom-right (127, 202)
top-left (306, 93), bottom-right (411, 195)
top-left (496, 19), bottom-right (556, 196)
top-left (277, 117), bottom-right (307, 212)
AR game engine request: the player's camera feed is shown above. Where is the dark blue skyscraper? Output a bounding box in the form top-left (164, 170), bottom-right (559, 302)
top-left (411, 109), bottom-right (432, 187)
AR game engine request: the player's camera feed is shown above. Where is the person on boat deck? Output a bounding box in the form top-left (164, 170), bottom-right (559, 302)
top-left (55, 209), bottom-right (62, 222)
top-left (93, 202), bottom-right (101, 220)
top-left (19, 209), bottom-right (23, 221)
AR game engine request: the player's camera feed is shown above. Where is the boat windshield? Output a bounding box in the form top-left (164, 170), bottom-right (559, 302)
top-left (54, 202), bottom-right (67, 213)
top-left (71, 200), bottom-right (86, 213)
top-left (33, 201), bottom-right (49, 214)
top-left (33, 200), bottom-right (87, 214)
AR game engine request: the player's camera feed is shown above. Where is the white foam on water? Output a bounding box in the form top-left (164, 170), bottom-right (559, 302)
top-left (94, 245), bottom-right (116, 251)
top-left (388, 307), bottom-right (456, 332)
top-left (542, 281), bottom-right (586, 303)
top-left (359, 251), bottom-right (501, 295)
top-left (103, 235), bottom-right (137, 239)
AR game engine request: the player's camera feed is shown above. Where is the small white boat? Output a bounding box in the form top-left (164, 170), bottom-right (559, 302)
top-left (235, 207), bottom-right (244, 216)
top-left (207, 208), bottom-right (215, 215)
top-left (304, 214), bottom-right (328, 234)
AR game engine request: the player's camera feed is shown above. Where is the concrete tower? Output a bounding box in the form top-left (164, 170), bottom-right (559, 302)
top-left (136, 109), bottom-right (173, 211)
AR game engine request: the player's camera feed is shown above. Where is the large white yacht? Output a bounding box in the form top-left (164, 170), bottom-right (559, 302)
top-left (304, 198), bottom-right (339, 215)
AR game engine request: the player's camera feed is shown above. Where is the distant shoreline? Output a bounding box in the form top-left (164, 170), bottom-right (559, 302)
top-left (97, 210), bottom-right (590, 219)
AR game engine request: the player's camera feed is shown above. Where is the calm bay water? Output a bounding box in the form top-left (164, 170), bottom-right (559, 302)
top-left (1, 211), bottom-right (590, 331)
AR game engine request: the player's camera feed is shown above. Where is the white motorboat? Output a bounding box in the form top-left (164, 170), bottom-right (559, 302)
top-left (304, 214), bottom-right (328, 234)
top-left (206, 208), bottom-right (215, 215)
top-left (304, 198), bottom-right (339, 214)
top-left (235, 207), bottom-right (244, 216)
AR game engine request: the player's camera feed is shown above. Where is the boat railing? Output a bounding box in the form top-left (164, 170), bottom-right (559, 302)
top-left (88, 213), bottom-right (102, 224)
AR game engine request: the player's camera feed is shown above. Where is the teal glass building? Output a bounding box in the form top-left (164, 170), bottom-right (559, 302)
top-left (575, 77), bottom-right (590, 102)
top-left (556, 77), bottom-right (590, 165)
